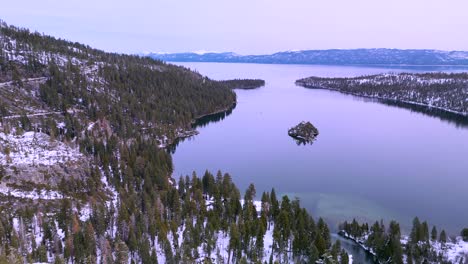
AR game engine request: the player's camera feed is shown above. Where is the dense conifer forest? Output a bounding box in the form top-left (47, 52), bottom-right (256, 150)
top-left (1, 20), bottom-right (467, 263)
top-left (296, 73), bottom-right (468, 117)
top-left (339, 218), bottom-right (468, 264)
top-left (0, 21), bottom-right (341, 263)
top-left (219, 79), bottom-right (266, 90)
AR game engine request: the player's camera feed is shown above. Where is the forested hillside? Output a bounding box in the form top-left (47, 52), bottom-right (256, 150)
top-left (339, 218), bottom-right (468, 264)
top-left (0, 20), bottom-right (342, 263)
top-left (296, 73), bottom-right (468, 117)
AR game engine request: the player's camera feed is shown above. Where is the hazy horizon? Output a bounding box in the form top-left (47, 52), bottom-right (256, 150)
top-left (1, 0), bottom-right (468, 55)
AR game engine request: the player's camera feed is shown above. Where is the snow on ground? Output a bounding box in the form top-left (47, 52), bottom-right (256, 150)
top-left (2, 111), bottom-right (62, 120)
top-left (0, 131), bottom-right (83, 166)
top-left (0, 77), bottom-right (47, 88)
top-left (162, 219), bottom-right (278, 263)
top-left (239, 199), bottom-right (262, 212)
top-left (346, 232), bottom-right (468, 263)
top-left (399, 235), bottom-right (468, 262)
top-left (0, 186), bottom-right (63, 200)
top-left (444, 238), bottom-right (468, 263)
top-left (87, 122), bottom-right (95, 131)
top-left (422, 237), bottom-right (468, 263)
top-left (102, 166), bottom-right (120, 238)
top-left (263, 224), bottom-right (275, 262)
top-left (33, 215), bottom-right (44, 248)
top-left (78, 203), bottom-right (92, 222)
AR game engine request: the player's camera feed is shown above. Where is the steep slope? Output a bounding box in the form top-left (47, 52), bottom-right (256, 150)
top-left (0, 19), bottom-right (238, 203)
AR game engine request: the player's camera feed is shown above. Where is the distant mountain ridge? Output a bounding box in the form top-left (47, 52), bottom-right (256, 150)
top-left (148, 49), bottom-right (468, 66)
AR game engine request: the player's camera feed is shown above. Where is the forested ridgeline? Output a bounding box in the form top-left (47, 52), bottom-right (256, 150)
top-left (0, 20), bottom-right (240, 142)
top-left (219, 79), bottom-right (266, 90)
top-left (296, 73), bottom-right (468, 116)
top-left (339, 218), bottom-right (468, 264)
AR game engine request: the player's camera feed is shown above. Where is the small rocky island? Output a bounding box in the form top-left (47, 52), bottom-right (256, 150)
top-left (288, 121), bottom-right (319, 145)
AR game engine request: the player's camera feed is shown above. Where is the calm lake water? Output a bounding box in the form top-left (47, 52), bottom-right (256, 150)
top-left (171, 62), bottom-right (468, 238)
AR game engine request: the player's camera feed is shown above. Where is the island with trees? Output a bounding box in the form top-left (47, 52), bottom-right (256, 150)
top-left (1, 19), bottom-right (468, 264)
top-left (0, 20), bottom-right (346, 263)
top-left (288, 121), bottom-right (319, 145)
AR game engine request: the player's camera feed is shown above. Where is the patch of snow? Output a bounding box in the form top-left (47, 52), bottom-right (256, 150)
top-left (239, 199), bottom-right (262, 212)
top-left (0, 186), bottom-right (64, 200)
top-left (192, 50), bottom-right (219, 55)
top-left (56, 122), bottom-right (66, 129)
top-left (0, 131), bottom-right (82, 166)
top-left (78, 203), bottom-right (92, 222)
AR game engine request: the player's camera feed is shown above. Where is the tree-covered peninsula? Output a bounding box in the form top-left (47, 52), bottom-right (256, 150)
top-left (296, 73), bottom-right (468, 117)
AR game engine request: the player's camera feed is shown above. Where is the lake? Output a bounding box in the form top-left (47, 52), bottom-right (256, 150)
top-left (171, 62), bottom-right (468, 238)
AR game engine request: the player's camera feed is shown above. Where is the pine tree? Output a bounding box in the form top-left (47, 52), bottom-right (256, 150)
top-left (420, 221), bottom-right (429, 242)
top-left (11, 64), bottom-right (23, 87)
top-left (255, 223), bottom-right (265, 260)
top-left (331, 240), bottom-right (341, 260)
top-left (54, 256), bottom-right (65, 264)
top-left (407, 251), bottom-right (414, 264)
top-left (84, 222), bottom-right (96, 258)
top-left (228, 223), bottom-right (240, 264)
top-left (314, 233), bottom-right (327, 256)
top-left (150, 249), bottom-right (158, 264)
top-left (115, 239), bottom-right (129, 264)
top-left (339, 249), bottom-right (349, 264)
top-left (244, 183), bottom-right (256, 201)
top-left (261, 192), bottom-right (270, 217)
top-left (461, 228), bottom-right (468, 242)
top-left (270, 188), bottom-right (279, 221)
top-left (317, 218), bottom-right (331, 249)
top-left (388, 221), bottom-right (403, 264)
top-left (439, 230), bottom-right (447, 244)
top-left (410, 217), bottom-right (421, 244)
top-left (431, 226), bottom-right (438, 241)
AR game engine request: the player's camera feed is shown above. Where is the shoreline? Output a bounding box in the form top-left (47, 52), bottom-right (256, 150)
top-left (161, 60), bottom-right (468, 68)
top-left (161, 100), bottom-right (237, 150)
top-left (296, 82), bottom-right (468, 118)
top-left (191, 100), bottom-right (237, 124)
top-left (338, 231), bottom-right (468, 263)
top-left (338, 231), bottom-right (379, 264)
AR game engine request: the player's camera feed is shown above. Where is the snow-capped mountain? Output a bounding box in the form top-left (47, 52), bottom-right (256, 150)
top-left (149, 49), bottom-right (468, 65)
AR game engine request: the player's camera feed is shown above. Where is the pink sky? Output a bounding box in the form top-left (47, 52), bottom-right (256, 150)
top-left (1, 0), bottom-right (467, 54)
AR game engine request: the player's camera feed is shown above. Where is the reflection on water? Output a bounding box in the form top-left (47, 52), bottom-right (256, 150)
top-left (343, 92), bottom-right (468, 128)
top-left (297, 85), bottom-right (468, 128)
top-left (377, 99), bottom-right (468, 128)
top-left (290, 137), bottom-right (317, 146)
top-left (167, 105), bottom-right (236, 153)
top-left (170, 62), bottom-right (468, 264)
top-left (171, 62), bottom-right (468, 236)
top-left (193, 104), bottom-right (236, 129)
top-left (332, 233), bottom-right (376, 264)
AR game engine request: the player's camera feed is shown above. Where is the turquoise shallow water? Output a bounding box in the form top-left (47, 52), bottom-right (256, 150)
top-left (171, 62), bottom-right (468, 236)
